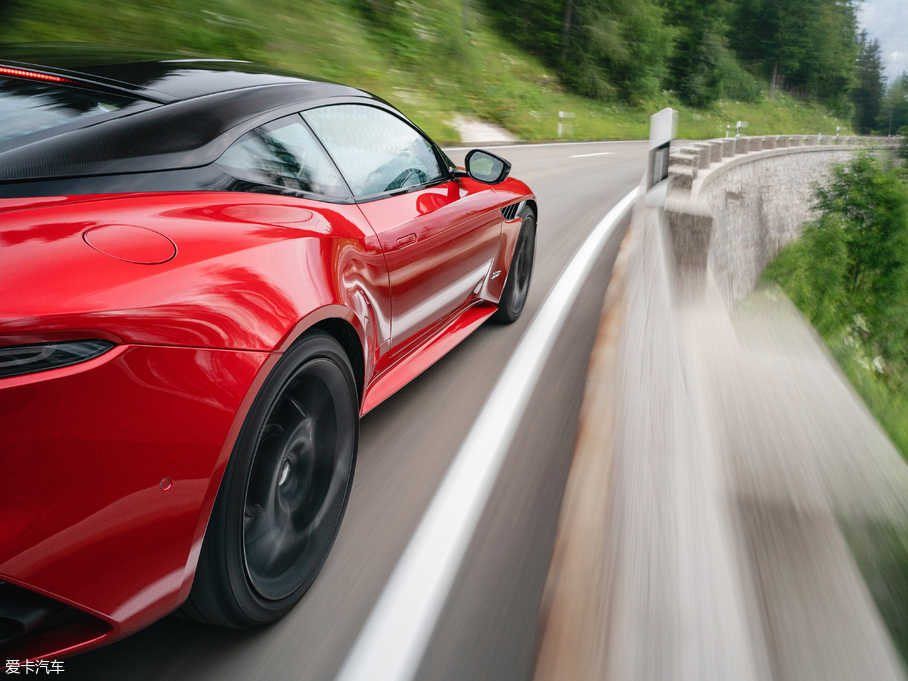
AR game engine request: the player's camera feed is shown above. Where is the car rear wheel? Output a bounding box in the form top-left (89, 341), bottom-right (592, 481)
top-left (492, 207), bottom-right (536, 324)
top-left (181, 331), bottom-right (358, 627)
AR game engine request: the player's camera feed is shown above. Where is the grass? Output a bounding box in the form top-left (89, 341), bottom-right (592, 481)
top-left (827, 337), bottom-right (908, 458)
top-left (0, 0), bottom-right (853, 144)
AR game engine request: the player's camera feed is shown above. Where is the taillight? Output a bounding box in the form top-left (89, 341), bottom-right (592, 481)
top-left (0, 340), bottom-right (114, 379)
top-left (0, 66), bottom-right (72, 83)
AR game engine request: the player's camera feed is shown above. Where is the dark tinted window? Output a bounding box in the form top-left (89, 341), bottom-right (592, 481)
top-left (217, 115), bottom-right (349, 198)
top-left (303, 105), bottom-right (445, 197)
top-left (0, 77), bottom-right (141, 142)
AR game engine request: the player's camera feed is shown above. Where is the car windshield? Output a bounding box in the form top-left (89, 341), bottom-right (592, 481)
top-left (0, 76), bottom-right (141, 142)
top-left (303, 105), bottom-right (445, 197)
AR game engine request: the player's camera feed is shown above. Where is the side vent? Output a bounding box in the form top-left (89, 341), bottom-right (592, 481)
top-left (500, 202), bottom-right (522, 220)
top-left (0, 581), bottom-right (110, 662)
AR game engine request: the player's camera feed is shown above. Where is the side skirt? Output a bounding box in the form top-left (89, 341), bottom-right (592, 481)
top-left (360, 301), bottom-right (497, 415)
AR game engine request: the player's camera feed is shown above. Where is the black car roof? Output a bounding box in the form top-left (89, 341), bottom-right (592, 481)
top-left (0, 43), bottom-right (379, 183)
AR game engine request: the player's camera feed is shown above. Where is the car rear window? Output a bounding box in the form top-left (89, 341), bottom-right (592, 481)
top-left (0, 76), bottom-right (141, 142)
top-left (216, 115), bottom-right (350, 198)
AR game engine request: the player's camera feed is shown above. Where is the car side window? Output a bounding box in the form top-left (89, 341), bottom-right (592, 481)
top-left (217, 115), bottom-right (349, 198)
top-left (302, 105), bottom-right (445, 198)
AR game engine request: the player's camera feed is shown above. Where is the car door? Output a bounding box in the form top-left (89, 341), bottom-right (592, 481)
top-left (302, 104), bottom-right (502, 355)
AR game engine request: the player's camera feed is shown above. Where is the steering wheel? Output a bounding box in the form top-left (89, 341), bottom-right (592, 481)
top-left (385, 167), bottom-right (428, 192)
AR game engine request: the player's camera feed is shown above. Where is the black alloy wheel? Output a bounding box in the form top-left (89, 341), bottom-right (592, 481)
top-left (492, 207), bottom-right (536, 324)
top-left (182, 331), bottom-right (358, 627)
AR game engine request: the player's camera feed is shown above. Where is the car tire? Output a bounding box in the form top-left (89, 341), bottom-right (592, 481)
top-left (492, 207), bottom-right (536, 324)
top-left (181, 331), bottom-right (358, 627)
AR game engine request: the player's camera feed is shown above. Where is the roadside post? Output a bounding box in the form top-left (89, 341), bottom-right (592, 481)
top-left (648, 107), bottom-right (677, 192)
top-left (557, 111), bottom-right (575, 138)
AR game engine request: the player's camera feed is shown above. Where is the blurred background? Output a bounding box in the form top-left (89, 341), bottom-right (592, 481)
top-left (0, 0), bottom-right (905, 144)
top-left (2, 2), bottom-right (908, 680)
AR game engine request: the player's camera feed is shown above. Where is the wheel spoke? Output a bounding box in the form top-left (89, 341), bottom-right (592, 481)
top-left (241, 355), bottom-right (353, 601)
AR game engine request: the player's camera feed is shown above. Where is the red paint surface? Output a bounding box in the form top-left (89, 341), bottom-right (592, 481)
top-left (0, 346), bottom-right (267, 640)
top-left (0, 176), bottom-right (534, 659)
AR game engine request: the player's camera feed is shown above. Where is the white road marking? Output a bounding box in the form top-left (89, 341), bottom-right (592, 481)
top-left (334, 185), bottom-right (641, 681)
top-left (442, 139), bottom-right (643, 151)
top-left (570, 151), bottom-right (616, 158)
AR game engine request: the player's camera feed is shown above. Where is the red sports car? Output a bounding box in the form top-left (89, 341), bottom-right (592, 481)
top-left (0, 45), bottom-right (536, 663)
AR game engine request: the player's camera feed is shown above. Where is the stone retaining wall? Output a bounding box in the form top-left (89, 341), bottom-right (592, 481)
top-left (666, 136), bottom-right (896, 305)
top-left (700, 147), bottom-right (853, 303)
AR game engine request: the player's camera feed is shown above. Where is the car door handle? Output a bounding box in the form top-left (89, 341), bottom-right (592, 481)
top-left (397, 233), bottom-right (417, 249)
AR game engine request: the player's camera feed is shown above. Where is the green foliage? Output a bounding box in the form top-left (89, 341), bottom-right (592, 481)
top-left (762, 214), bottom-right (849, 335)
top-left (0, 0), bottom-right (852, 142)
top-left (485, 0), bottom-right (674, 103)
top-left (731, 0), bottom-right (860, 116)
top-left (562, 0), bottom-right (673, 102)
top-left (661, 0), bottom-right (727, 107)
top-left (764, 151), bottom-right (908, 413)
top-left (853, 32), bottom-right (887, 134)
top-left (714, 40), bottom-right (762, 103)
top-left (880, 74), bottom-right (908, 137)
top-left (2, 0), bottom-right (858, 129)
top-left (765, 155), bottom-right (908, 669)
top-left (813, 154), bottom-right (908, 365)
top-left (481, 0), bottom-right (563, 64)
top-left (350, 0), bottom-right (471, 67)
top-left (483, 0), bottom-right (859, 111)
top-left (764, 153), bottom-right (908, 516)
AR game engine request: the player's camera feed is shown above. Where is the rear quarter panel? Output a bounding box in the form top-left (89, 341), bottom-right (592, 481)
top-left (0, 192), bottom-right (390, 359)
top-left (0, 192), bottom-right (388, 643)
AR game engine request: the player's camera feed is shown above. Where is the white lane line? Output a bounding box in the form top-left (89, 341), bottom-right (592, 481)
top-left (570, 152), bottom-right (615, 158)
top-left (443, 139), bottom-right (644, 151)
top-left (335, 185), bottom-right (640, 681)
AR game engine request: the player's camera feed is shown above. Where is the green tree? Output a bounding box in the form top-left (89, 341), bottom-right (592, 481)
top-left (853, 32), bottom-right (887, 134)
top-left (661, 0), bottom-right (729, 106)
top-left (483, 0), bottom-right (672, 102)
top-left (482, 0), bottom-right (564, 65)
top-left (732, 0), bottom-right (860, 115)
top-left (879, 73), bottom-right (908, 137)
top-left (562, 0), bottom-right (673, 101)
top-left (815, 154), bottom-right (908, 363)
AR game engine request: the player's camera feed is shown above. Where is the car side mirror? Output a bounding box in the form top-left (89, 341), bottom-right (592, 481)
top-left (458, 149), bottom-right (511, 184)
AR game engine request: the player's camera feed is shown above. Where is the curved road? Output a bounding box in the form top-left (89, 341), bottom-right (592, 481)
top-left (65, 140), bottom-right (647, 681)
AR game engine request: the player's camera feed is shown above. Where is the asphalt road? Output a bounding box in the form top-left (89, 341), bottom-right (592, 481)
top-left (64, 140), bottom-right (648, 681)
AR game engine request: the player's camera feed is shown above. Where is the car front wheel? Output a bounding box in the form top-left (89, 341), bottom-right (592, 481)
top-left (493, 207), bottom-right (536, 324)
